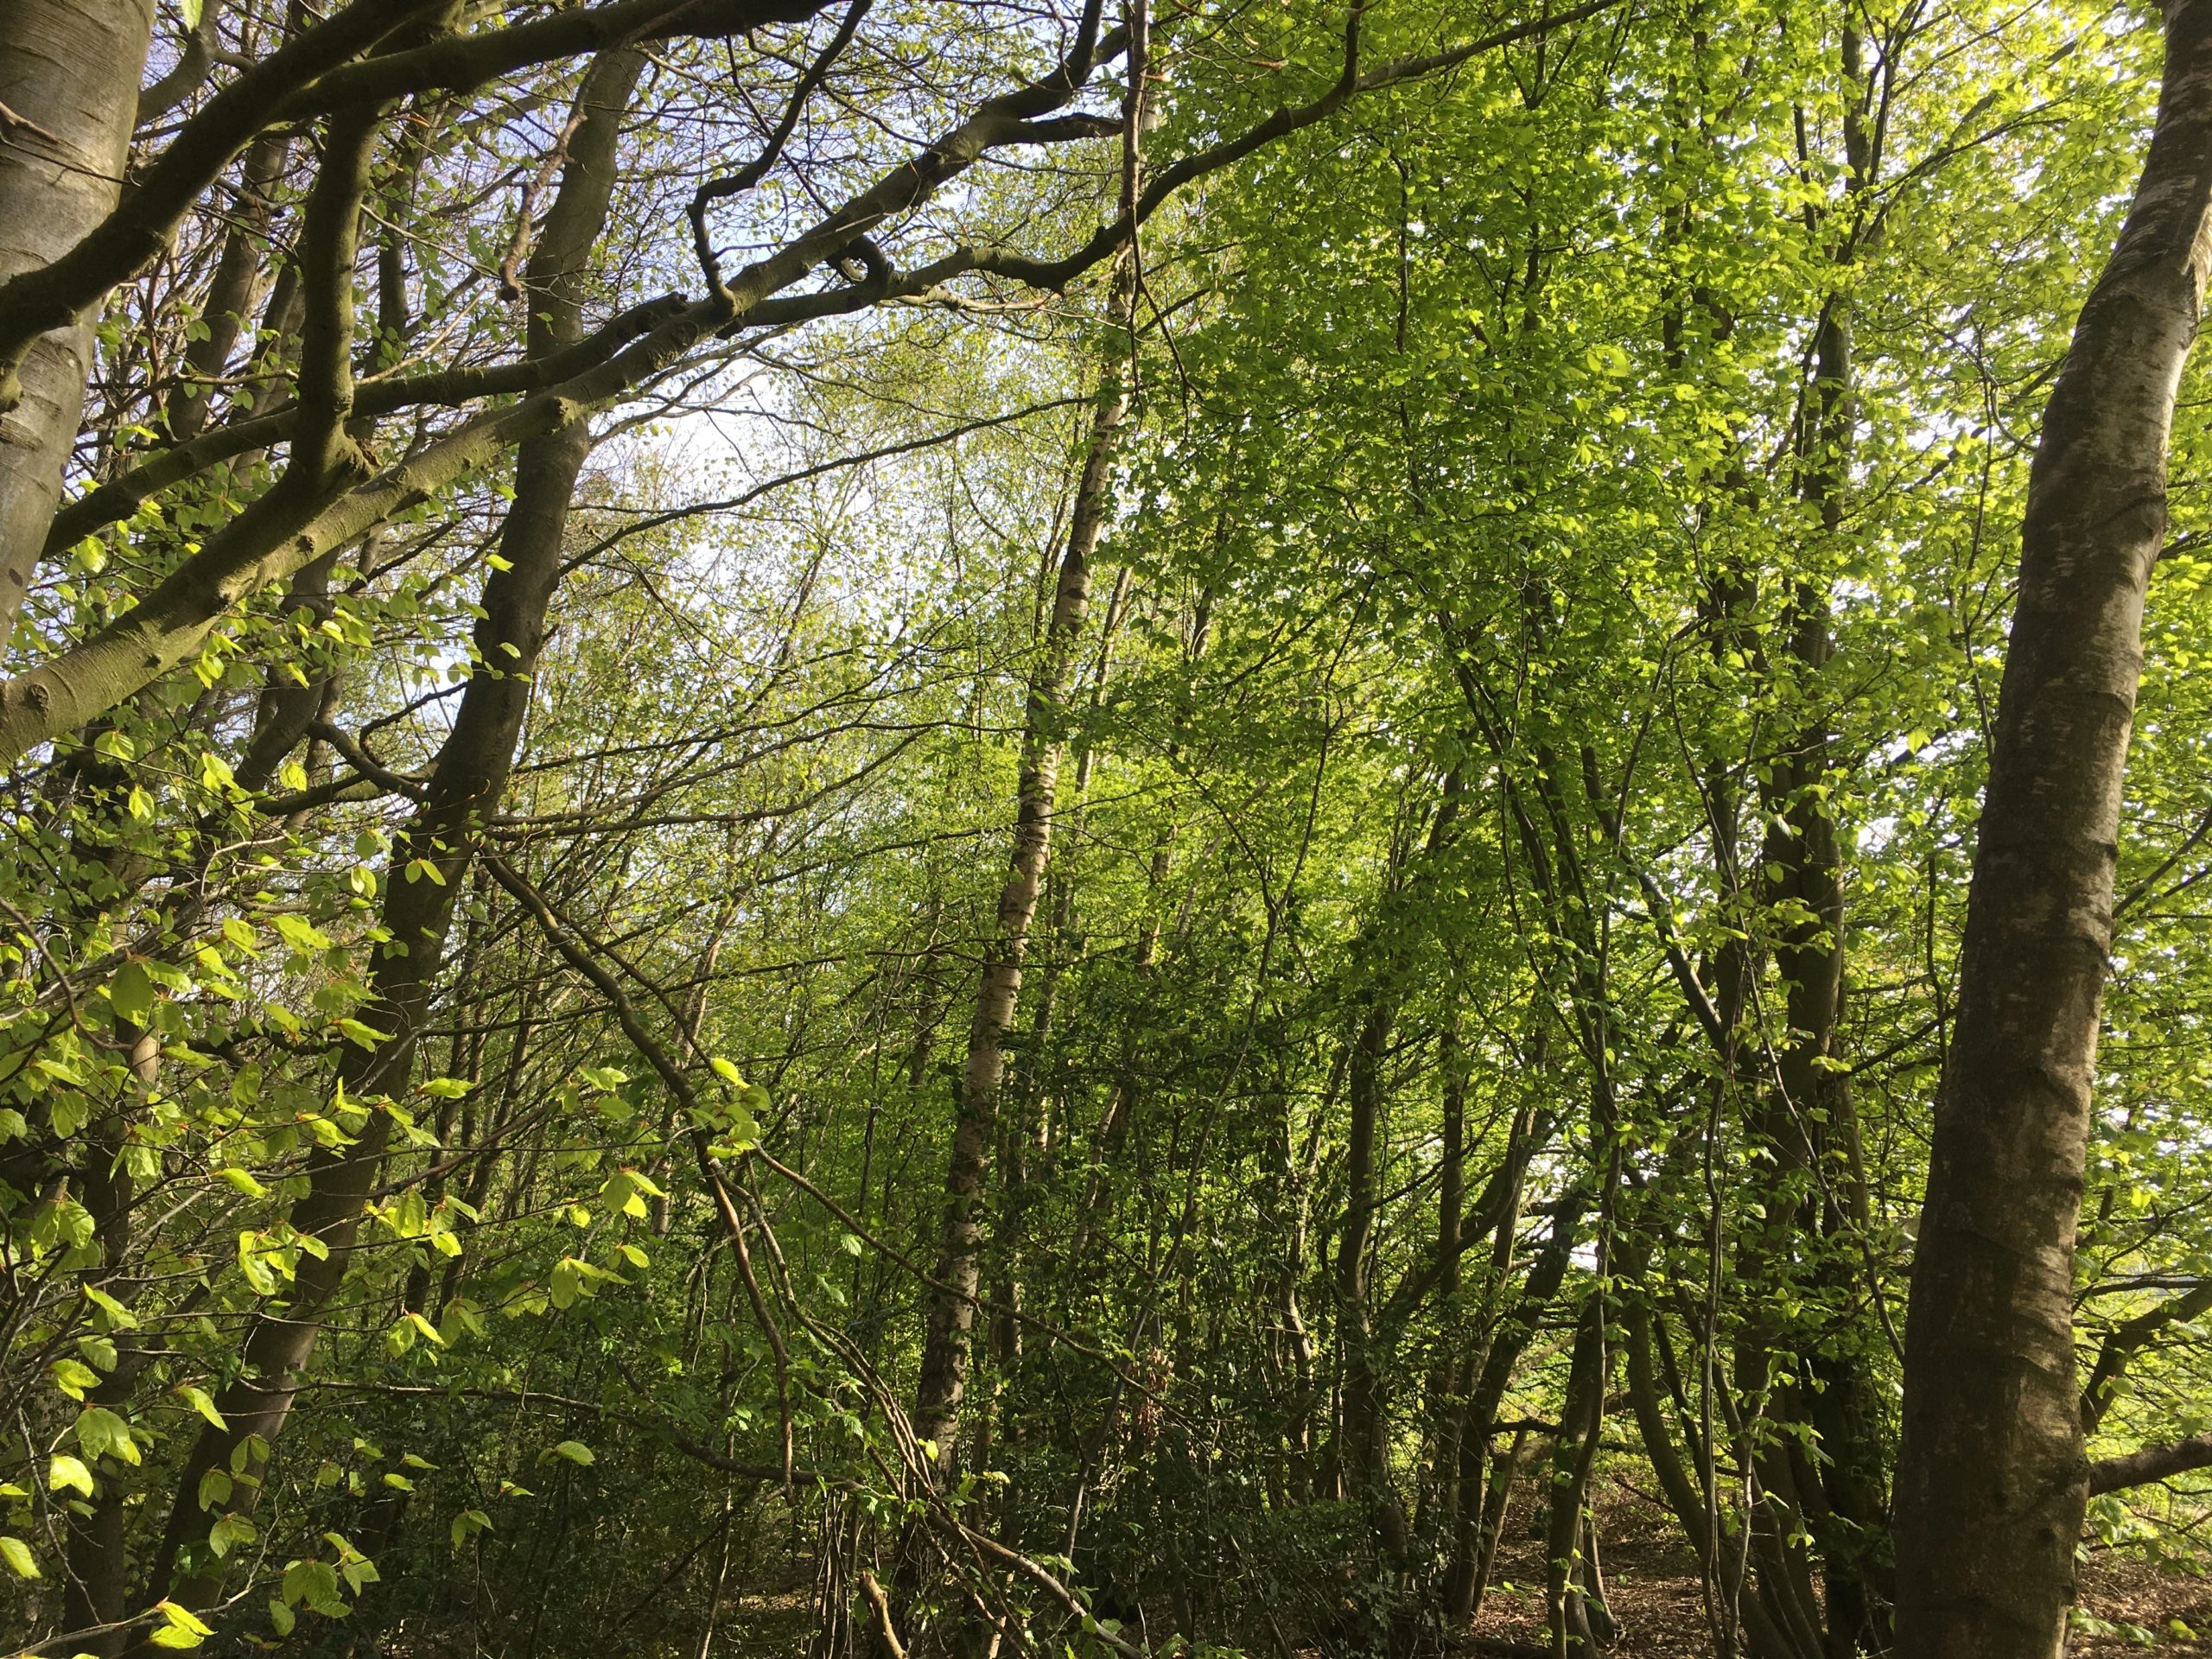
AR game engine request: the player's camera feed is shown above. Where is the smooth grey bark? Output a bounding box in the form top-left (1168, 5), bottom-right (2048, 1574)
top-left (0, 0), bottom-right (157, 624)
top-left (1894, 5), bottom-right (2212, 1656)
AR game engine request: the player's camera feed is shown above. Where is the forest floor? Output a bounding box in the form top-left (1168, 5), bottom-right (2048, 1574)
top-left (1469, 1484), bottom-right (2212, 1657)
top-left (714, 1485), bottom-right (2212, 1656)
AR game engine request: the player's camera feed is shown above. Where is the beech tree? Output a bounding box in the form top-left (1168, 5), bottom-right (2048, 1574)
top-left (1895, 2), bottom-right (2212, 1655)
top-left (0, 3), bottom-right (2209, 1657)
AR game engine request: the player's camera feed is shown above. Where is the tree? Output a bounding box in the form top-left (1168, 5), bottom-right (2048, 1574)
top-left (1894, 3), bottom-right (2212, 1654)
top-left (3, 3), bottom-right (2210, 1656)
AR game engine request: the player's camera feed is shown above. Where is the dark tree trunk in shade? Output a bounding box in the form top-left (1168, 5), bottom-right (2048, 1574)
top-left (135, 48), bottom-right (649, 1615)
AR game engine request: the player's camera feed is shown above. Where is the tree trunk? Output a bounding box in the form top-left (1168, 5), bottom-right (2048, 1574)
top-left (165, 130), bottom-right (295, 443)
top-left (1780, 41), bottom-right (1891, 1649)
top-left (61, 1030), bottom-right (155, 1657)
top-left (0, 0), bottom-right (157, 622)
top-left (1418, 1020), bottom-right (1468, 1545)
top-left (912, 369), bottom-right (1130, 1478)
top-left (1466, 1428), bottom-right (1533, 1629)
top-left (1894, 6), bottom-right (2212, 1656)
top-left (1753, 287), bottom-right (1887, 1659)
top-left (136, 48), bottom-right (646, 1613)
top-left (1336, 992), bottom-right (1408, 1560)
top-left (1444, 1190), bottom-right (1585, 1621)
top-left (1547, 1282), bottom-right (1611, 1659)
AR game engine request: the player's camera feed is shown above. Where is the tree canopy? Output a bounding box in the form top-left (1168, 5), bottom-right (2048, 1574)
top-left (1, 1), bottom-right (2209, 1656)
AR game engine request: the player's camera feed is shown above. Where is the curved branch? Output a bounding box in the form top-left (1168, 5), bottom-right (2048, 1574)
top-left (45, 295), bottom-right (687, 557)
top-left (690, 0), bottom-right (874, 294)
top-left (298, 0), bottom-right (830, 116)
top-left (2088, 1433), bottom-right (2212, 1496)
top-left (2081, 1280), bottom-right (2212, 1433)
top-left (0, 0), bottom-right (449, 391)
top-left (867, 0), bottom-right (1630, 300)
top-left (0, 0), bottom-right (833, 400)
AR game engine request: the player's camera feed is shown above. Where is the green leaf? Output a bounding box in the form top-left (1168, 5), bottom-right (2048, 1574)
top-left (1585, 341), bottom-right (1631, 377)
top-left (271, 913), bottom-right (332, 952)
top-left (237, 1232), bottom-right (277, 1294)
top-left (181, 1385), bottom-right (226, 1430)
top-left (283, 1556), bottom-right (344, 1613)
top-left (269, 1599), bottom-right (296, 1637)
top-left (110, 960), bottom-right (155, 1026)
top-left (76, 1405), bottom-right (140, 1466)
top-left (600, 1168), bottom-right (651, 1219)
top-left (50, 1356), bottom-right (100, 1400)
top-left (84, 1285), bottom-right (139, 1329)
top-left (0, 1536), bottom-right (39, 1580)
top-left (47, 1454), bottom-right (93, 1497)
top-left (550, 1440), bottom-right (594, 1466)
top-left (449, 1509), bottom-right (493, 1549)
top-left (336, 1017), bottom-right (392, 1050)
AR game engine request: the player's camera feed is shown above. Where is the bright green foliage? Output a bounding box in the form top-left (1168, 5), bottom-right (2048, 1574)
top-left (0, 1), bottom-right (2206, 1656)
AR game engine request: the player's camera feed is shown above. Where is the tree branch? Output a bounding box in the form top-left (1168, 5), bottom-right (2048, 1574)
top-left (0, 0), bottom-right (451, 393)
top-left (2088, 1433), bottom-right (2212, 1496)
